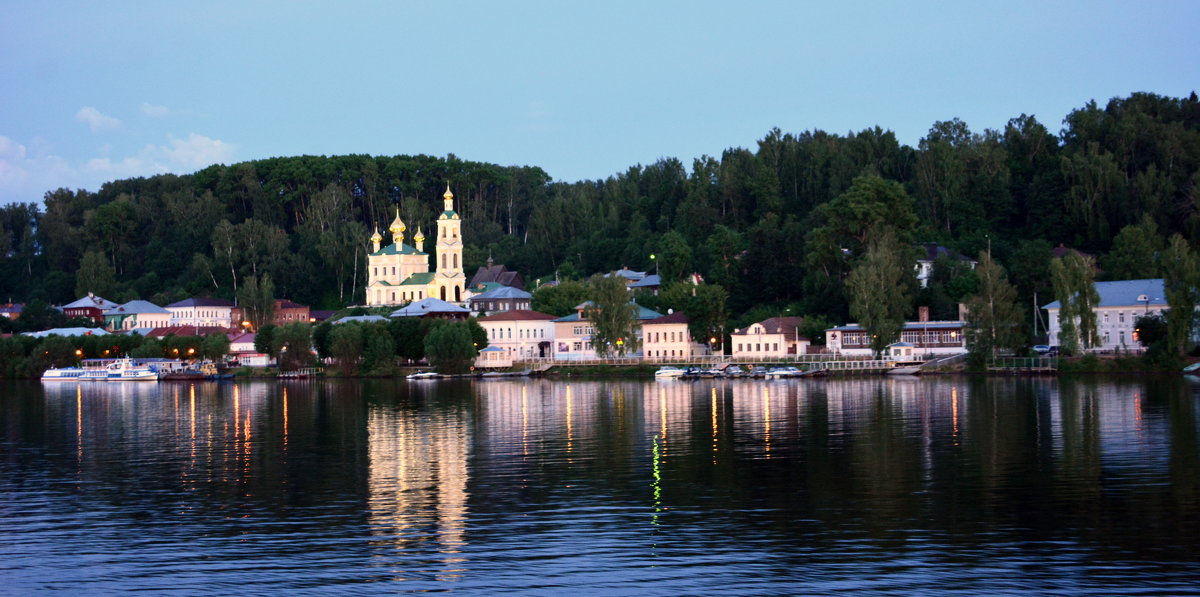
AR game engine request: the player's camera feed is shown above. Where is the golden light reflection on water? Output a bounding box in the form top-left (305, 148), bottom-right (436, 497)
top-left (521, 385), bottom-right (528, 456)
top-left (763, 386), bottom-right (772, 456)
top-left (282, 386), bottom-right (289, 451)
top-left (566, 384), bottom-right (574, 458)
top-left (711, 387), bottom-right (719, 459)
top-left (952, 386), bottom-right (959, 446)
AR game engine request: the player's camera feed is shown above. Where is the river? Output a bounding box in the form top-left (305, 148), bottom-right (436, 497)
top-left (1, 377), bottom-right (1198, 594)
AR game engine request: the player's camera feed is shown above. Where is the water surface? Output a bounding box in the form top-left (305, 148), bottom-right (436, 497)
top-left (2, 377), bottom-right (1198, 594)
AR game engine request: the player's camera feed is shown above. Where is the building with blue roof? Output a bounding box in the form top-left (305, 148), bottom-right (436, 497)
top-left (104, 300), bottom-right (172, 331)
top-left (1043, 278), bottom-right (1165, 350)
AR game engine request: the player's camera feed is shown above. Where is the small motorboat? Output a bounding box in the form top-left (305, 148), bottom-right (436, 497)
top-left (654, 366), bottom-right (685, 379)
top-left (406, 371), bottom-right (441, 380)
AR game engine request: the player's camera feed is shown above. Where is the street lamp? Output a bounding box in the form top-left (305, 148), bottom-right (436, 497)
top-left (649, 254), bottom-right (658, 276)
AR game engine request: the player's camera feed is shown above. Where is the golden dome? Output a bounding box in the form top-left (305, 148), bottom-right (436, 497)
top-left (443, 183), bottom-right (454, 200)
top-left (388, 207), bottom-right (405, 237)
top-left (413, 226), bottom-right (425, 242)
top-left (370, 227), bottom-right (382, 243)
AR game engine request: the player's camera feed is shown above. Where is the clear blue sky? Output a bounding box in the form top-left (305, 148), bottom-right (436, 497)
top-left (1, 1), bottom-right (1197, 204)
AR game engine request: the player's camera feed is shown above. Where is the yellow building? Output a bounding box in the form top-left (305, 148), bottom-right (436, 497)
top-left (366, 185), bottom-right (468, 306)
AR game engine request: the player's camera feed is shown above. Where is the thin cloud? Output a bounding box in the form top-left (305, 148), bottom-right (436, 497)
top-left (140, 102), bottom-right (169, 118)
top-left (75, 106), bottom-right (121, 133)
top-left (0, 132), bottom-right (234, 204)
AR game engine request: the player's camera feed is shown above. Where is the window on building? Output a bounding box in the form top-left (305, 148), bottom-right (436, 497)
top-left (1119, 312), bottom-right (1125, 323)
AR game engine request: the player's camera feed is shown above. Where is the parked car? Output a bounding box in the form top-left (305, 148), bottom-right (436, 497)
top-left (1032, 345), bottom-right (1051, 354)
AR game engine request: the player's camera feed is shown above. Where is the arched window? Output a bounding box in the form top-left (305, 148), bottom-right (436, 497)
top-left (442, 254), bottom-right (447, 269)
top-left (440, 286), bottom-right (446, 301)
top-left (454, 286), bottom-right (461, 302)
top-left (453, 254), bottom-right (458, 269)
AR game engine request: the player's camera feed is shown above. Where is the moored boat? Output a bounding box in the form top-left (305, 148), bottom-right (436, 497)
top-left (81, 358), bottom-right (158, 382)
top-left (406, 371), bottom-right (441, 380)
top-left (654, 366), bottom-right (685, 379)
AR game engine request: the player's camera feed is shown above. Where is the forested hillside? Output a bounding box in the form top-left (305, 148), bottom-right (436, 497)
top-left (2, 92), bottom-right (1198, 327)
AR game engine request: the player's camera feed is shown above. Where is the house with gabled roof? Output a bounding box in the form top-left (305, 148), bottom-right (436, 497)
top-left (915, 243), bottom-right (977, 289)
top-left (477, 309), bottom-right (557, 360)
top-left (61, 293), bottom-right (119, 322)
top-left (731, 316), bottom-right (810, 359)
top-left (468, 256), bottom-right (525, 290)
top-left (468, 285), bottom-right (533, 314)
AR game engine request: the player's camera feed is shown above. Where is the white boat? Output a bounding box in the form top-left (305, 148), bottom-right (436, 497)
top-left (406, 371), bottom-right (441, 380)
top-left (40, 366), bottom-right (87, 382)
top-left (654, 366), bottom-right (685, 379)
top-left (80, 358), bottom-right (159, 382)
top-left (765, 366), bottom-right (801, 378)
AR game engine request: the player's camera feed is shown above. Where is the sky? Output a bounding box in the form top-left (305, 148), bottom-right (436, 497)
top-left (1, 1), bottom-right (1198, 204)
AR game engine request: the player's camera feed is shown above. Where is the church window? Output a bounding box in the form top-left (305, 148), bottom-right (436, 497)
top-left (453, 254), bottom-right (458, 269)
top-left (391, 292), bottom-right (396, 302)
top-left (455, 286), bottom-right (461, 302)
top-left (442, 254), bottom-right (447, 269)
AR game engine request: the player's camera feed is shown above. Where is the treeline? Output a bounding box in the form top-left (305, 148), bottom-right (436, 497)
top-left (2, 92), bottom-right (1198, 328)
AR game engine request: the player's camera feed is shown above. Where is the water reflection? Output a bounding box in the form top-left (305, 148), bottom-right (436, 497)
top-left (2, 377), bottom-right (1199, 593)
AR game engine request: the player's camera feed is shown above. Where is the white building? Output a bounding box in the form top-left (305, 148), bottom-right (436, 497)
top-left (477, 309), bottom-right (556, 360)
top-left (826, 321), bottom-right (967, 357)
top-left (1043, 278), bottom-right (1165, 350)
top-left (166, 297), bottom-right (236, 328)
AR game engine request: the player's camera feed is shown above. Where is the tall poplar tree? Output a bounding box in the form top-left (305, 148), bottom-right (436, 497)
top-left (1161, 234), bottom-right (1200, 355)
top-left (964, 251), bottom-right (1024, 360)
top-left (847, 230), bottom-right (913, 357)
top-left (1050, 252), bottom-right (1100, 354)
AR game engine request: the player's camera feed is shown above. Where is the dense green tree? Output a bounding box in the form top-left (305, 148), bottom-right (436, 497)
top-left (254, 324), bottom-right (278, 354)
top-left (75, 250), bottom-right (117, 298)
top-left (362, 326), bottom-right (397, 373)
top-left (329, 322), bottom-right (365, 373)
top-left (424, 321), bottom-right (478, 373)
top-left (1102, 215), bottom-right (1163, 280)
top-left (659, 282), bottom-right (729, 350)
top-left (846, 230), bottom-right (914, 357)
top-left (1134, 313), bottom-right (1167, 348)
top-left (200, 333), bottom-right (230, 361)
top-left (387, 317), bottom-right (425, 362)
top-left (532, 280), bottom-right (591, 317)
top-left (275, 322), bottom-right (314, 371)
top-left (655, 230), bottom-right (693, 282)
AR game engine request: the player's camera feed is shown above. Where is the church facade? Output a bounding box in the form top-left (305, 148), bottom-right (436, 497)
top-left (365, 185), bottom-right (468, 306)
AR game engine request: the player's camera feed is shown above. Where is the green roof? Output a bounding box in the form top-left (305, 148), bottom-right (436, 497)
top-left (439, 210), bottom-right (459, 219)
top-left (371, 242), bottom-right (425, 256)
top-left (399, 272), bottom-right (436, 286)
